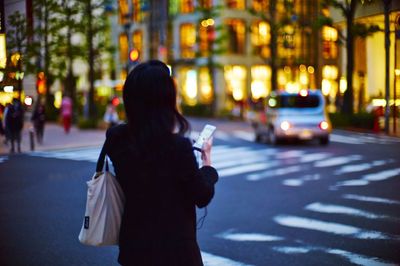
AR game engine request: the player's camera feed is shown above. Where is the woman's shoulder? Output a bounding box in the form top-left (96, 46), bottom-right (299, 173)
top-left (171, 134), bottom-right (194, 151)
top-left (106, 123), bottom-right (129, 139)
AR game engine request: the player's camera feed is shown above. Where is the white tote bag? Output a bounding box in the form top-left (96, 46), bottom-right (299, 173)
top-left (78, 157), bottom-right (125, 246)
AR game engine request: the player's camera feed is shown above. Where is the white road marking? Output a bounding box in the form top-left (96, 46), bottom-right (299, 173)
top-left (335, 168), bottom-right (400, 187)
top-left (299, 153), bottom-right (331, 163)
top-left (342, 194), bottom-right (400, 205)
top-left (274, 215), bottom-right (391, 240)
top-left (217, 230), bottom-right (284, 242)
top-left (282, 174), bottom-right (320, 187)
top-left (304, 202), bottom-right (387, 219)
top-left (247, 165), bottom-right (301, 181)
top-left (330, 134), bottom-right (364, 144)
top-left (201, 252), bottom-right (254, 266)
top-left (219, 162), bottom-right (276, 177)
top-left (232, 130), bottom-right (255, 142)
top-left (314, 155), bottom-right (362, 168)
top-left (273, 246), bottom-right (396, 266)
top-left (0, 156), bottom-right (8, 163)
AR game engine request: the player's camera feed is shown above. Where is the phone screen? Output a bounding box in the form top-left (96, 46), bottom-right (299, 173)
top-left (193, 124), bottom-right (216, 150)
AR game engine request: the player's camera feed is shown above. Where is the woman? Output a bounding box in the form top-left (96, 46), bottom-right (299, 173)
top-left (96, 60), bottom-right (218, 266)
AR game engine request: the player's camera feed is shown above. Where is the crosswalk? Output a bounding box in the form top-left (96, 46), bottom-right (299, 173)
top-left (26, 144), bottom-right (400, 265)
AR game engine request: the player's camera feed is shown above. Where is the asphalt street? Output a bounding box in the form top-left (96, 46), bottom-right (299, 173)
top-left (0, 120), bottom-right (399, 266)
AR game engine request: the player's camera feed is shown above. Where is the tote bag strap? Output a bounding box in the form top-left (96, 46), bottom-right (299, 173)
top-left (96, 144), bottom-right (108, 173)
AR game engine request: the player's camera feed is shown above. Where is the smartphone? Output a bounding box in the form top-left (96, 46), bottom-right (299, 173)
top-left (193, 124), bottom-right (216, 151)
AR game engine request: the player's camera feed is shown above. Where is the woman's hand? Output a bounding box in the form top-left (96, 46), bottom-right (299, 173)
top-left (201, 137), bottom-right (213, 166)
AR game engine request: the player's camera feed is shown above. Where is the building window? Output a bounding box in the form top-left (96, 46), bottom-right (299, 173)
top-left (132, 30), bottom-right (143, 57)
top-left (225, 19), bottom-right (246, 55)
top-left (198, 0), bottom-right (212, 9)
top-left (226, 0), bottom-right (245, 9)
top-left (224, 65), bottom-right (247, 102)
top-left (132, 0), bottom-right (144, 22)
top-left (199, 67), bottom-right (213, 103)
top-left (251, 65), bottom-right (270, 100)
top-left (180, 23), bottom-right (196, 59)
top-left (181, 0), bottom-right (194, 13)
top-left (119, 33), bottom-right (129, 62)
top-left (199, 19), bottom-right (215, 57)
top-left (252, 0), bottom-right (268, 12)
top-left (251, 21), bottom-right (270, 58)
top-left (277, 24), bottom-right (301, 59)
top-left (322, 26), bottom-right (338, 59)
top-left (118, 0), bottom-right (129, 25)
top-left (179, 68), bottom-right (198, 105)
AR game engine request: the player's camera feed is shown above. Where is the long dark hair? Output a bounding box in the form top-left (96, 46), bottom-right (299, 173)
top-left (122, 60), bottom-right (190, 150)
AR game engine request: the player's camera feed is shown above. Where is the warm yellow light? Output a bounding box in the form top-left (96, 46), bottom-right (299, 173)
top-left (395, 69), bottom-right (400, 76)
top-left (322, 26), bottom-right (338, 41)
top-left (322, 65), bottom-right (338, 79)
top-left (4, 86), bottom-right (13, 93)
top-left (232, 88), bottom-right (244, 101)
top-left (286, 82), bottom-right (299, 93)
top-left (0, 34), bottom-right (6, 68)
top-left (339, 77), bottom-right (347, 94)
top-left (54, 91), bottom-right (62, 109)
top-left (284, 66), bottom-right (291, 73)
top-left (308, 66), bottom-right (315, 74)
top-left (300, 72), bottom-right (308, 85)
top-left (322, 79), bottom-right (331, 96)
top-left (207, 18), bottom-right (214, 26)
top-left (251, 80), bottom-right (267, 100)
top-left (185, 70), bottom-right (197, 99)
top-left (299, 89), bottom-right (308, 97)
top-left (299, 64), bottom-right (307, 72)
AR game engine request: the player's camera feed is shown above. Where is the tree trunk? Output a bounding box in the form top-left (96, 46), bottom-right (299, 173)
top-left (269, 0), bottom-right (278, 91)
top-left (86, 0), bottom-right (96, 120)
top-left (342, 2), bottom-right (357, 115)
top-left (383, 0), bottom-right (391, 134)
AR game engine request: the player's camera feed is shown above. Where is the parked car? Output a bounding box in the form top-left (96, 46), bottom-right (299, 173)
top-left (251, 89), bottom-right (332, 145)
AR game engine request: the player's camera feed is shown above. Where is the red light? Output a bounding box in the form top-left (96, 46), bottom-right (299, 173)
top-left (111, 97), bottom-right (120, 106)
top-left (319, 121), bottom-right (329, 130)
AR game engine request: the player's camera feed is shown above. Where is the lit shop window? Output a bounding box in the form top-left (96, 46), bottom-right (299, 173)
top-left (179, 68), bottom-right (198, 106)
top-left (199, 19), bottom-right (215, 56)
top-left (226, 0), bottom-right (245, 9)
top-left (132, 30), bottom-right (143, 57)
top-left (278, 24), bottom-right (301, 59)
top-left (199, 67), bottom-right (213, 104)
top-left (118, 0), bottom-right (129, 25)
top-left (132, 0), bottom-right (145, 22)
top-left (252, 0), bottom-right (268, 12)
top-left (251, 65), bottom-right (271, 100)
top-left (322, 65), bottom-right (338, 97)
top-left (180, 24), bottom-right (196, 59)
top-left (119, 33), bottom-right (128, 62)
top-left (251, 21), bottom-right (270, 58)
top-left (322, 26), bottom-right (338, 59)
top-left (225, 19), bottom-right (246, 54)
top-left (224, 65), bottom-right (247, 101)
top-left (181, 0), bottom-right (194, 13)
top-left (198, 0), bottom-right (212, 9)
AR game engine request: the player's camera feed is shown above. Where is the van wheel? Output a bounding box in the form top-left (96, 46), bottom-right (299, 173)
top-left (319, 136), bottom-right (329, 146)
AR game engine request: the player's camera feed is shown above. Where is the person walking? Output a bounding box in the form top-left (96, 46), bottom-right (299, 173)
top-left (103, 100), bottom-right (119, 128)
top-left (5, 98), bottom-right (24, 153)
top-left (60, 94), bottom-right (72, 133)
top-left (31, 102), bottom-right (46, 144)
top-left (95, 60), bottom-right (219, 266)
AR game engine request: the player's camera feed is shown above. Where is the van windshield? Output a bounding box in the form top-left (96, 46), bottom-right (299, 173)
top-left (269, 95), bottom-right (320, 108)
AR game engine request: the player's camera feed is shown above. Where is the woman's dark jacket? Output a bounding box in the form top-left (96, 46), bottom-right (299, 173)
top-left (97, 124), bottom-right (218, 266)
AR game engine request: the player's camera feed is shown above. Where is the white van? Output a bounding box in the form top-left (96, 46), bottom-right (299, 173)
top-left (252, 89), bottom-right (332, 145)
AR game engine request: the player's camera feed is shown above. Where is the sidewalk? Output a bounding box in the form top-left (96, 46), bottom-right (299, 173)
top-left (0, 122), bottom-right (106, 155)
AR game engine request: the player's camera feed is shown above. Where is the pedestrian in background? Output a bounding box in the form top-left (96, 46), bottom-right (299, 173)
top-left (103, 100), bottom-right (119, 128)
top-left (31, 101), bottom-right (46, 144)
top-left (96, 60), bottom-right (219, 265)
top-left (0, 104), bottom-right (5, 138)
top-left (5, 98), bottom-right (24, 153)
top-left (60, 94), bottom-right (72, 133)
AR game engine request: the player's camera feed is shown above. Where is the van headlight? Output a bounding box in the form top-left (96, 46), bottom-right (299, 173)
top-left (280, 121), bottom-right (291, 131)
top-left (319, 121), bottom-right (329, 130)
